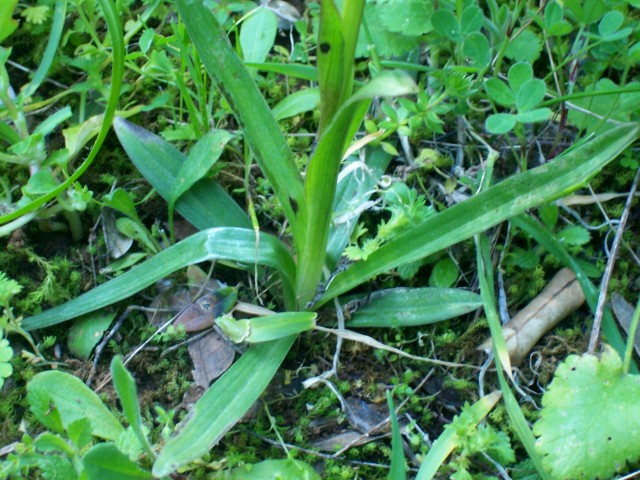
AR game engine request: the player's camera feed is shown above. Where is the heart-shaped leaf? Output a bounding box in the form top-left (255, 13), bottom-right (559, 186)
top-left (534, 346), bottom-right (640, 479)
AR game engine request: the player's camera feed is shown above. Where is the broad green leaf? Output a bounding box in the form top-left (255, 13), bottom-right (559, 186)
top-left (431, 9), bottom-right (461, 41)
top-left (272, 87), bottom-right (320, 121)
top-left (27, 371), bottom-right (124, 441)
top-left (176, 0), bottom-right (303, 230)
top-left (516, 79), bottom-right (546, 112)
top-left (347, 288), bottom-right (481, 328)
top-left (111, 356), bottom-right (155, 460)
top-left (485, 113), bottom-right (517, 134)
top-left (507, 62), bottom-right (533, 93)
top-left (566, 0), bottom-right (605, 24)
top-left (557, 225), bottom-right (590, 246)
top-left (317, 0), bottom-right (346, 134)
top-left (319, 123), bottom-right (639, 305)
top-left (172, 129), bottom-right (233, 205)
top-left (67, 311), bottom-right (115, 360)
top-left (516, 107), bottom-right (552, 123)
top-left (33, 107), bottom-right (72, 136)
top-left (240, 7), bottom-right (278, 65)
top-left (83, 443), bottom-right (152, 480)
top-left (484, 78), bottom-right (515, 107)
top-left (113, 118), bottom-right (250, 230)
top-left (220, 458), bottom-right (321, 479)
top-left (534, 346), bottom-right (640, 480)
top-left (21, 228), bottom-right (296, 330)
top-left (416, 391), bottom-right (501, 479)
top-left (153, 336), bottom-right (295, 476)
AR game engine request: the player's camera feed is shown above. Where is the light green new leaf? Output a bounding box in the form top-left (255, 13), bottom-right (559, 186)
top-left (219, 458), bottom-right (321, 479)
top-left (347, 288), bottom-right (481, 328)
top-left (83, 443), bottom-right (152, 480)
top-left (486, 113), bottom-right (517, 134)
top-left (218, 312), bottom-right (316, 343)
top-left (484, 78), bottom-right (515, 107)
top-left (173, 129), bottom-right (233, 206)
top-left (272, 87), bottom-right (320, 121)
top-left (21, 228), bottom-right (296, 330)
top-left (153, 336), bottom-right (295, 476)
top-left (240, 7), bottom-right (278, 65)
top-left (28, 371), bottom-right (124, 441)
top-left (508, 62), bottom-right (533, 93)
top-left (516, 79), bottom-right (546, 112)
top-left (114, 118), bottom-right (249, 230)
top-left (111, 356), bottom-right (155, 460)
top-left (319, 123), bottom-right (639, 305)
top-left (416, 391), bottom-right (501, 479)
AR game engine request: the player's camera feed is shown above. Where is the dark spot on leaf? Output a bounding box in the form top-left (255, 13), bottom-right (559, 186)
top-left (608, 436), bottom-right (612, 441)
top-left (290, 197), bottom-right (298, 214)
top-left (320, 42), bottom-right (330, 53)
top-left (571, 367), bottom-right (576, 371)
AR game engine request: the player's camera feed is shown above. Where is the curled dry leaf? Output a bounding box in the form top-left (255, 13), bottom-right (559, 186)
top-left (479, 268), bottom-right (585, 365)
top-left (188, 333), bottom-right (235, 388)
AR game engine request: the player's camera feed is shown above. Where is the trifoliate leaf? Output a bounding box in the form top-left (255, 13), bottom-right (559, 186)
top-left (356, 2), bottom-right (420, 57)
top-left (534, 346), bottom-right (640, 479)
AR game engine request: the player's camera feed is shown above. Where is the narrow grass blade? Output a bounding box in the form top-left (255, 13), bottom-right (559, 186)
top-left (475, 235), bottom-right (513, 378)
top-left (387, 391), bottom-right (406, 480)
top-left (175, 0), bottom-right (303, 231)
top-left (416, 391), bottom-right (501, 479)
top-left (114, 118), bottom-right (249, 230)
top-left (476, 234), bottom-right (552, 480)
top-left (511, 214), bottom-right (635, 372)
top-left (153, 335), bottom-right (295, 476)
top-left (244, 62), bottom-right (317, 81)
top-left (21, 228), bottom-right (296, 330)
top-left (319, 123), bottom-right (639, 305)
top-left (0, 0), bottom-right (123, 225)
top-left (346, 288), bottom-right (482, 328)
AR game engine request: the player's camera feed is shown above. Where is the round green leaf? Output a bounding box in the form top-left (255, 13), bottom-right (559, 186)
top-left (462, 32), bottom-right (490, 66)
top-left (516, 79), bottom-right (546, 112)
top-left (429, 258), bottom-right (458, 288)
top-left (485, 113), bottom-right (516, 134)
top-left (505, 29), bottom-right (542, 63)
top-left (460, 5), bottom-right (484, 34)
top-left (432, 9), bottom-right (461, 41)
top-left (515, 107), bottom-right (552, 123)
top-left (534, 346), bottom-right (640, 480)
top-left (484, 78), bottom-right (515, 107)
top-left (598, 11), bottom-right (623, 38)
top-left (508, 62), bottom-right (533, 93)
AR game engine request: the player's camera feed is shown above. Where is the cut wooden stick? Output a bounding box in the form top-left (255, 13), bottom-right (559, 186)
top-left (478, 268), bottom-right (585, 365)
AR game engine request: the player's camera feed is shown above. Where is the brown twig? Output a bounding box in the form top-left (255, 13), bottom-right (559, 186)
top-left (587, 167), bottom-right (640, 353)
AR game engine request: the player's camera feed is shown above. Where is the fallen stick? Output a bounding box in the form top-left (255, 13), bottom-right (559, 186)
top-left (478, 268), bottom-right (585, 365)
